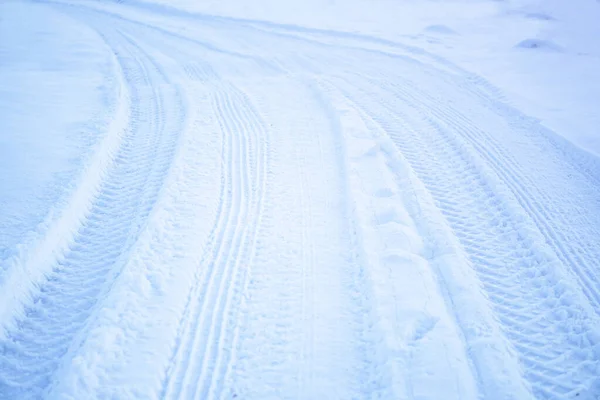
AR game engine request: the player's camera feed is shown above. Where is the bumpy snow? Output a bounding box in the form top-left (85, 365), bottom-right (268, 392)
top-left (1, 0), bottom-right (599, 399)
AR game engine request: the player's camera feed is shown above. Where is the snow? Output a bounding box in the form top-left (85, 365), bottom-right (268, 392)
top-left (119, 0), bottom-right (600, 157)
top-left (0, 1), bottom-right (118, 269)
top-left (1, 0), bottom-right (600, 399)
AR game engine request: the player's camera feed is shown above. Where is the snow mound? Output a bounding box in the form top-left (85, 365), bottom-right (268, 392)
top-left (523, 12), bottom-right (555, 21)
top-left (424, 24), bottom-right (456, 35)
top-left (515, 38), bottom-right (563, 52)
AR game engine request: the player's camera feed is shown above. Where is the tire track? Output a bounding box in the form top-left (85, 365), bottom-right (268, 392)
top-left (164, 85), bottom-right (247, 400)
top-left (333, 75), bottom-right (600, 399)
top-left (208, 87), bottom-right (269, 400)
top-left (239, 9), bottom-right (600, 269)
top-left (160, 94), bottom-right (232, 399)
top-left (0, 24), bottom-right (185, 399)
top-left (102, 19), bottom-right (270, 399)
top-left (217, 94), bottom-right (270, 400)
top-left (374, 75), bottom-right (600, 316)
top-left (222, 78), bottom-right (378, 399)
top-left (318, 79), bottom-right (528, 400)
top-left (161, 80), bottom-right (268, 400)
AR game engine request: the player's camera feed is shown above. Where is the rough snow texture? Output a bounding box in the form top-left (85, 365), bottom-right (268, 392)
top-left (1, 0), bottom-right (599, 399)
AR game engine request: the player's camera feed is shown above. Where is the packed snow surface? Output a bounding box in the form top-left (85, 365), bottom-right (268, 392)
top-left (1, 0), bottom-right (599, 399)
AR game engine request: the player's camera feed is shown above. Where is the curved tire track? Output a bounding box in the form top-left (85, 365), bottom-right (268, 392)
top-left (333, 74), bottom-right (600, 399)
top-left (161, 80), bottom-right (268, 400)
top-left (0, 20), bottom-right (185, 399)
top-left (375, 75), bottom-right (600, 316)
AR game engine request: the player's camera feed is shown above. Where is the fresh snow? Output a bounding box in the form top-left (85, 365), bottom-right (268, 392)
top-left (1, 0), bottom-right (599, 399)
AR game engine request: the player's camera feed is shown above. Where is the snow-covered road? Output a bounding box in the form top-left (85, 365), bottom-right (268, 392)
top-left (1, 1), bottom-right (599, 399)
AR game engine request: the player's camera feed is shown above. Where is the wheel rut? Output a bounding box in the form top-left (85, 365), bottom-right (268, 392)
top-left (333, 75), bottom-right (600, 399)
top-left (0, 23), bottom-right (185, 399)
top-left (161, 81), bottom-right (268, 400)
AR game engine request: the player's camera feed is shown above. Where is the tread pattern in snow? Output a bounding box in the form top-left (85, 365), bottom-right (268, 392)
top-left (335, 75), bottom-right (600, 398)
top-left (0, 26), bottom-right (184, 398)
top-left (161, 80), bottom-right (269, 400)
